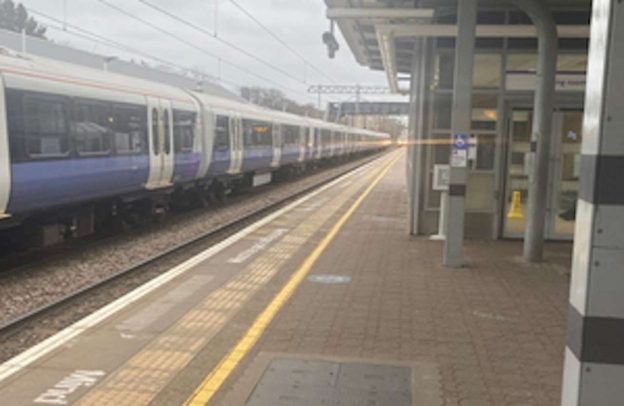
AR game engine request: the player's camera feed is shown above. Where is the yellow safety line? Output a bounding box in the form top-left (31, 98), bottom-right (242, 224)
top-left (183, 151), bottom-right (402, 406)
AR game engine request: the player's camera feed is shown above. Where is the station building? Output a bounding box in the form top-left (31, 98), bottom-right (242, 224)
top-left (325, 0), bottom-right (623, 404)
top-left (327, 0), bottom-right (590, 241)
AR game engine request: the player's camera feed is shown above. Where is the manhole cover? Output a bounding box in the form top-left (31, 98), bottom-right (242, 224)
top-left (247, 358), bottom-right (412, 406)
top-left (307, 274), bottom-right (352, 284)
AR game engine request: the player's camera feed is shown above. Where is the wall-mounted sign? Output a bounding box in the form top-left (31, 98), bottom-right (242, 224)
top-left (506, 71), bottom-right (586, 92)
top-left (451, 133), bottom-right (468, 168)
top-left (433, 165), bottom-right (450, 191)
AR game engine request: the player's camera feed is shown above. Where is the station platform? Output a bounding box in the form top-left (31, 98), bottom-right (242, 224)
top-left (0, 149), bottom-right (572, 406)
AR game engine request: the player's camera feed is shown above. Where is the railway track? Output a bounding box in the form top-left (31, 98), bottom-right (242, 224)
top-left (0, 152), bottom-right (386, 361)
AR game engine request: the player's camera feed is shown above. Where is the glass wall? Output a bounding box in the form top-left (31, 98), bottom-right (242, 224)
top-left (419, 23), bottom-right (588, 239)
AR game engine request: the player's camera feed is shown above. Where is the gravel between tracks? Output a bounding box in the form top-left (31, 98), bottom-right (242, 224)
top-left (0, 155), bottom-right (380, 328)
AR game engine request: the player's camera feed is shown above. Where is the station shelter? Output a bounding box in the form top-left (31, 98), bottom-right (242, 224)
top-left (325, 0), bottom-right (624, 404)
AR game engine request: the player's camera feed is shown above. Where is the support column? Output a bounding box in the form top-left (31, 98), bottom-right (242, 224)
top-left (507, 0), bottom-right (558, 262)
top-left (562, 0), bottom-right (624, 404)
top-left (408, 39), bottom-right (426, 235)
top-left (443, 0), bottom-right (477, 267)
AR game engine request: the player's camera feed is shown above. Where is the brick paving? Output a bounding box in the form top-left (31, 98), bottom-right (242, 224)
top-left (255, 155), bottom-right (571, 406)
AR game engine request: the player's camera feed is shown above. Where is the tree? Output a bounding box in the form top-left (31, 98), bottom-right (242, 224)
top-left (0, 1), bottom-right (47, 39)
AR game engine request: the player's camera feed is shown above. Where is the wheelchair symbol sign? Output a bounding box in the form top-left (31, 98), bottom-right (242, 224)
top-left (452, 133), bottom-right (469, 151)
top-left (451, 133), bottom-right (469, 167)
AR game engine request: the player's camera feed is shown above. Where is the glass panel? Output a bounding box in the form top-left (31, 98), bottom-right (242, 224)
top-left (507, 53), bottom-right (588, 73)
top-left (466, 173), bottom-right (495, 211)
top-left (151, 108), bottom-right (159, 155)
top-left (242, 119), bottom-right (272, 147)
top-left (557, 54), bottom-right (588, 72)
top-left (504, 110), bottom-right (532, 237)
top-left (473, 54), bottom-right (501, 88)
top-left (214, 115), bottom-right (230, 150)
top-left (473, 134), bottom-right (496, 170)
top-left (113, 105), bottom-right (147, 155)
top-left (173, 110), bottom-right (196, 153)
top-left (73, 101), bottom-right (113, 156)
top-left (434, 53), bottom-right (455, 89)
top-left (163, 109), bottom-right (171, 154)
top-left (431, 134), bottom-right (450, 165)
top-left (24, 96), bottom-right (70, 158)
top-left (433, 93), bottom-right (452, 130)
top-left (507, 54), bottom-right (538, 72)
top-left (472, 94), bottom-right (498, 131)
top-left (553, 111), bottom-right (583, 237)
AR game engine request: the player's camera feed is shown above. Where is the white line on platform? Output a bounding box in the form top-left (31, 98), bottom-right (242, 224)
top-left (0, 157), bottom-right (384, 384)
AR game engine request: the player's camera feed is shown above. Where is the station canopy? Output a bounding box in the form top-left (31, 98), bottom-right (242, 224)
top-left (324, 0), bottom-right (592, 93)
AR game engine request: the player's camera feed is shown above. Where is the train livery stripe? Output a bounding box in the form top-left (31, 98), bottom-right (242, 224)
top-left (8, 156), bottom-right (150, 214)
top-left (1, 66), bottom-right (195, 105)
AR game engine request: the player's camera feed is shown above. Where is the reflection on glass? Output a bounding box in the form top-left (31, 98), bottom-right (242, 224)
top-left (554, 112), bottom-right (583, 237)
top-left (504, 111), bottom-right (532, 237)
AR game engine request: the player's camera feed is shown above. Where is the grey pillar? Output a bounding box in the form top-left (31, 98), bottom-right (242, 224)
top-left (507, 0), bottom-right (558, 262)
top-left (408, 39), bottom-right (427, 235)
top-left (562, 0), bottom-right (624, 404)
top-left (443, 0), bottom-right (477, 267)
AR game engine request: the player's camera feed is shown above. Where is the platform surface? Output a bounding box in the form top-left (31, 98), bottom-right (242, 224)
top-left (0, 150), bottom-right (571, 405)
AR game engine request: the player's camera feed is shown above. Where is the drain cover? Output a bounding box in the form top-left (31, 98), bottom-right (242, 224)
top-left (307, 274), bottom-right (352, 285)
top-left (247, 359), bottom-right (412, 406)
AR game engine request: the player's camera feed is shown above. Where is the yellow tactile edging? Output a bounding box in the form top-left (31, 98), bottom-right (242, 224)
top-left (75, 151), bottom-right (402, 406)
top-left (184, 151), bottom-right (402, 406)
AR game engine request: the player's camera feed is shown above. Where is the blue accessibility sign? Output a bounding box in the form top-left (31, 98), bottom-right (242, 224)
top-left (452, 133), bottom-right (469, 151)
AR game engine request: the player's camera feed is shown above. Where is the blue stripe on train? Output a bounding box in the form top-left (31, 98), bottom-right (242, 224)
top-left (209, 149), bottom-right (231, 177)
top-left (173, 152), bottom-right (202, 183)
top-left (281, 146), bottom-right (300, 165)
top-left (8, 156), bottom-right (150, 214)
top-left (242, 147), bottom-right (273, 172)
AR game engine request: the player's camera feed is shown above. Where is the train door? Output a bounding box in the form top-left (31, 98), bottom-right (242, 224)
top-left (298, 127), bottom-right (306, 162)
top-left (272, 123), bottom-right (282, 167)
top-left (315, 129), bottom-right (323, 159)
top-left (228, 115), bottom-right (243, 174)
top-left (307, 126), bottom-right (315, 160)
top-left (0, 79), bottom-right (10, 219)
top-left (146, 97), bottom-right (174, 189)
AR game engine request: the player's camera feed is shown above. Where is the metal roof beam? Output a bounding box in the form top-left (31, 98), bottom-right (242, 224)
top-left (376, 24), bottom-right (589, 38)
top-left (327, 8), bottom-right (434, 20)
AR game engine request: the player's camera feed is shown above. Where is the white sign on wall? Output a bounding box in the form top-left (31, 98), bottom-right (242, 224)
top-left (433, 165), bottom-right (450, 191)
top-left (506, 71), bottom-right (586, 92)
top-left (451, 133), bottom-right (469, 168)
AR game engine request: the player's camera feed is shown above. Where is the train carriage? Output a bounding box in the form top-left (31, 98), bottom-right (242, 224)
top-left (0, 48), bottom-right (390, 243)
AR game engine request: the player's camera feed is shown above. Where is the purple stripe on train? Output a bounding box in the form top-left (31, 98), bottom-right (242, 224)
top-left (8, 156), bottom-right (150, 214)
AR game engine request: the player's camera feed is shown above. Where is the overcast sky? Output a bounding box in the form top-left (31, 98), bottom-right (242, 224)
top-left (17, 0), bottom-right (403, 105)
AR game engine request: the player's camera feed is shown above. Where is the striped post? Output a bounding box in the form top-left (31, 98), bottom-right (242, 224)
top-left (562, 0), bottom-right (624, 404)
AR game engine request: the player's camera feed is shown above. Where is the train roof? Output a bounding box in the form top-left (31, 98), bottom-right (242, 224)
top-left (0, 47), bottom-right (196, 107)
top-left (0, 47), bottom-right (390, 139)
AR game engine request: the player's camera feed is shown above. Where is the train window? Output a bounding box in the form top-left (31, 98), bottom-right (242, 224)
top-left (6, 89), bottom-right (27, 162)
top-left (73, 101), bottom-right (113, 157)
top-left (301, 128), bottom-right (308, 146)
top-left (214, 115), bottom-right (230, 151)
top-left (283, 125), bottom-right (299, 146)
top-left (163, 109), bottom-right (171, 155)
top-left (243, 119), bottom-right (272, 147)
top-left (151, 108), bottom-right (160, 155)
top-left (23, 95), bottom-right (70, 158)
top-left (321, 129), bottom-right (331, 147)
top-left (113, 105), bottom-right (147, 155)
top-left (173, 110), bottom-right (196, 153)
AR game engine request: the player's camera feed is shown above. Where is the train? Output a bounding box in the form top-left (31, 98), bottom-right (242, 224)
top-left (0, 48), bottom-right (390, 246)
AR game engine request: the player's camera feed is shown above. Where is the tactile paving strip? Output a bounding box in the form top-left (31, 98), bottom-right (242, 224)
top-left (246, 358), bottom-right (412, 406)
